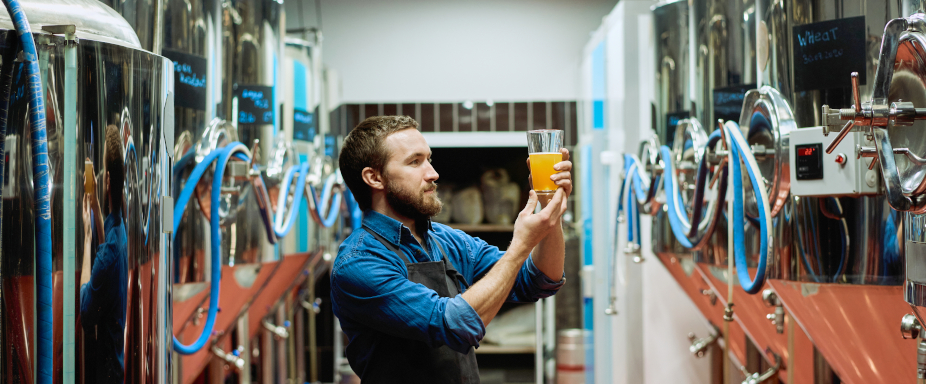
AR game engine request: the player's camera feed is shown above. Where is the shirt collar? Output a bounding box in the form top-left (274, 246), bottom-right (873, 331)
top-left (104, 209), bottom-right (123, 232)
top-left (362, 210), bottom-right (433, 246)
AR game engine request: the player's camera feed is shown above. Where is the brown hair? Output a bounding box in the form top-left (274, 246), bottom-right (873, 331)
top-left (339, 116), bottom-right (419, 211)
top-left (104, 124), bottom-right (124, 213)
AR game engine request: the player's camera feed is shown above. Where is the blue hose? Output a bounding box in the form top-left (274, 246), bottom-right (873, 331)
top-left (795, 202), bottom-right (822, 283)
top-left (309, 174), bottom-right (342, 228)
top-left (343, 188), bottom-right (363, 231)
top-left (3, 1), bottom-right (52, 381)
top-left (171, 143), bottom-right (248, 354)
top-left (273, 162), bottom-right (308, 238)
top-left (726, 122), bottom-right (771, 294)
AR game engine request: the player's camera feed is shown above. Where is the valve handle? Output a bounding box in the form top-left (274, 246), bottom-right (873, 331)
top-left (825, 73), bottom-right (861, 154)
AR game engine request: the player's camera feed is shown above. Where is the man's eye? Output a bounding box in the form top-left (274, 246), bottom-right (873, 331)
top-left (410, 159), bottom-right (419, 165)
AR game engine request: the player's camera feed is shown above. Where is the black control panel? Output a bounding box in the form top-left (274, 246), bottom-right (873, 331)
top-left (796, 143), bottom-right (823, 180)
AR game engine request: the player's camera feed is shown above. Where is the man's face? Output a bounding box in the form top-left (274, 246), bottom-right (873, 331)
top-left (381, 129), bottom-right (441, 221)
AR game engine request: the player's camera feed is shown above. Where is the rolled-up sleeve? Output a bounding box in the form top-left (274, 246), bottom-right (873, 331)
top-left (331, 250), bottom-right (485, 354)
top-left (465, 234), bottom-right (566, 303)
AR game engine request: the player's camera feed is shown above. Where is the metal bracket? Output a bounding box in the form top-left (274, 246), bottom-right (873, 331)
top-left (41, 24), bottom-right (78, 42)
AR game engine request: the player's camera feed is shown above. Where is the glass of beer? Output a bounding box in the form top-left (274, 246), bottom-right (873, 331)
top-left (526, 129), bottom-right (564, 196)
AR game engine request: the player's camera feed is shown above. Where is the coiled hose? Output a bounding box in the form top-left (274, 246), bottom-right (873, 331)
top-left (171, 143), bottom-right (250, 354)
top-left (724, 121), bottom-right (773, 294)
top-left (660, 129), bottom-right (727, 249)
top-left (2, 1), bottom-right (53, 380)
top-left (308, 172), bottom-right (343, 228)
top-left (171, 144), bottom-right (361, 353)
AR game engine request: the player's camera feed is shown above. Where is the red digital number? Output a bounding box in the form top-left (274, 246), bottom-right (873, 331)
top-left (799, 147), bottom-right (815, 157)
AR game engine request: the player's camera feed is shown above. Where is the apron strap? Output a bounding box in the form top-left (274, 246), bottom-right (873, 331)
top-left (430, 234), bottom-right (471, 290)
top-left (363, 226), bottom-right (413, 265)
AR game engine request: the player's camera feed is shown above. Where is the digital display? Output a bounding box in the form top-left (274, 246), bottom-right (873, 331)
top-left (798, 147), bottom-right (816, 157)
top-left (796, 143), bottom-right (823, 180)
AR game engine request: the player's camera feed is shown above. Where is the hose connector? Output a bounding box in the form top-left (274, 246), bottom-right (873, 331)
top-left (723, 303), bottom-right (735, 322)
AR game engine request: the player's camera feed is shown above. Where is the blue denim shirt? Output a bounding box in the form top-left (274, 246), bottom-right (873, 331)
top-left (80, 210), bottom-right (128, 384)
top-left (331, 211), bottom-right (565, 363)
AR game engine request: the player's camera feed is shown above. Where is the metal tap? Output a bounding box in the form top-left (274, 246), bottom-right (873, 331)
top-left (212, 345), bottom-right (246, 371)
top-left (762, 289), bottom-right (785, 334)
top-left (624, 242), bottom-right (643, 264)
top-left (262, 319), bottom-right (291, 339)
top-left (902, 313), bottom-right (922, 340)
top-left (687, 329), bottom-right (719, 358)
top-left (604, 302), bottom-right (618, 316)
top-left (701, 289), bottom-right (717, 306)
top-left (740, 350), bottom-right (781, 384)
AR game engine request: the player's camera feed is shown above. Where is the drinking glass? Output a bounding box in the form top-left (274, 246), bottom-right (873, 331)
top-left (526, 129), bottom-right (564, 196)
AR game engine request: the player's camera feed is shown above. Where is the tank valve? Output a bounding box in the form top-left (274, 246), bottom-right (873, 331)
top-left (688, 329), bottom-right (719, 358)
top-left (700, 289), bottom-right (717, 306)
top-left (901, 313), bottom-right (922, 340)
top-left (762, 290), bottom-right (785, 334)
top-left (739, 349), bottom-right (781, 384)
top-left (212, 345), bottom-right (246, 371)
top-left (262, 319), bottom-right (290, 339)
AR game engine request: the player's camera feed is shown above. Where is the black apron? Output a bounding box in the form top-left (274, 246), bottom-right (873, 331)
top-left (362, 226), bottom-right (480, 384)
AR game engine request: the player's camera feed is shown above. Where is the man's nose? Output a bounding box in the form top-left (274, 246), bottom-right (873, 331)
top-left (424, 161), bottom-right (439, 182)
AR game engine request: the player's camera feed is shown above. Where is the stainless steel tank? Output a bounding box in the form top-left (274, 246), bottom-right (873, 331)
top-left (0, 0), bottom-right (174, 381)
top-left (748, 0), bottom-right (905, 284)
top-left (652, 0), bottom-right (690, 257)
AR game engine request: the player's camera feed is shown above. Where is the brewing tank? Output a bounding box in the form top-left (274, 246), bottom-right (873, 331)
top-left (748, 0), bottom-right (906, 283)
top-left (0, 0), bottom-right (174, 381)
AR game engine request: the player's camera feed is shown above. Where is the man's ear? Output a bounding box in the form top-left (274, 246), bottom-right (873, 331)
top-left (361, 167), bottom-right (385, 191)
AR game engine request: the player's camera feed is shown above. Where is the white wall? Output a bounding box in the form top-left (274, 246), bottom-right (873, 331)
top-left (285, 0), bottom-right (618, 103)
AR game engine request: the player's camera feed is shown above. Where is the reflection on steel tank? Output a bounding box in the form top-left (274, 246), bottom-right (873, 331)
top-left (433, 184), bottom-right (454, 223)
top-left (452, 186), bottom-right (484, 225)
top-left (482, 169), bottom-right (520, 225)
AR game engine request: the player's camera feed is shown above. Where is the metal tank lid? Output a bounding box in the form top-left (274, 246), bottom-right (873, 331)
top-left (0, 0), bottom-right (141, 49)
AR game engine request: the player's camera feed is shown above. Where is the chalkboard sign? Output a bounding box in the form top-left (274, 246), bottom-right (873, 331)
top-left (713, 84), bottom-right (755, 124)
top-left (162, 49), bottom-right (208, 111)
top-left (235, 84), bottom-right (275, 125)
top-left (665, 111), bottom-right (689, 149)
top-left (792, 16), bottom-right (866, 92)
top-left (293, 109), bottom-right (316, 142)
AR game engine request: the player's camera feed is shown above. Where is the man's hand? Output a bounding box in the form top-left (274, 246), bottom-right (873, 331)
top-left (527, 148), bottom-right (573, 209)
top-left (510, 188), bottom-right (566, 254)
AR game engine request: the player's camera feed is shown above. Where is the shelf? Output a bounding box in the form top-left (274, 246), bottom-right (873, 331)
top-left (445, 223), bottom-right (515, 232)
top-left (423, 132), bottom-right (527, 148)
top-left (475, 345), bottom-right (536, 354)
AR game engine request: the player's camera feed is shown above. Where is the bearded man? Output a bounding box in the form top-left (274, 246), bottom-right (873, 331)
top-left (332, 116), bottom-right (572, 383)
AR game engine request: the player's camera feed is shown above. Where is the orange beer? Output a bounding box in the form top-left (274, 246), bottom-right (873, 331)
top-left (529, 152), bottom-right (562, 193)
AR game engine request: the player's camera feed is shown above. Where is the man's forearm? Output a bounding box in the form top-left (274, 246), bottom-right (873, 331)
top-left (531, 218), bottom-right (565, 280)
top-left (461, 241), bottom-right (532, 326)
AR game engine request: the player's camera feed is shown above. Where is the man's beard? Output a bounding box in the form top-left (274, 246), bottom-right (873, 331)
top-left (385, 178), bottom-right (442, 222)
